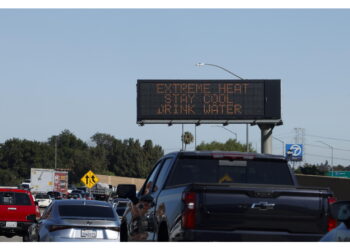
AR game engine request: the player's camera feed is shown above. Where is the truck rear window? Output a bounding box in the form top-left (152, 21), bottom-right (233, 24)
top-left (166, 158), bottom-right (293, 186)
top-left (0, 192), bottom-right (32, 205)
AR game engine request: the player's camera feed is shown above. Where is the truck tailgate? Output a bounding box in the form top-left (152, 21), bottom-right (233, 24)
top-left (193, 184), bottom-right (328, 234)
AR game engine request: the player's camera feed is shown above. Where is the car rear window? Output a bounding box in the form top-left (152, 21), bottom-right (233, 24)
top-left (117, 202), bottom-right (127, 208)
top-left (166, 157), bottom-right (294, 186)
top-left (36, 194), bottom-right (50, 199)
top-left (58, 205), bottom-right (115, 218)
top-left (0, 192), bottom-right (32, 205)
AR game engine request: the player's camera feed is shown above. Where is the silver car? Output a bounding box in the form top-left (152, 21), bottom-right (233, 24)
top-left (28, 199), bottom-right (120, 241)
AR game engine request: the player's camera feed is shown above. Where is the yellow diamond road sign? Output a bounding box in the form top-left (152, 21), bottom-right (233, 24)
top-left (81, 170), bottom-right (99, 189)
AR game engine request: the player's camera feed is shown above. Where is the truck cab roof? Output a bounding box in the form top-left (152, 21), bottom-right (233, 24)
top-left (165, 151), bottom-right (286, 161)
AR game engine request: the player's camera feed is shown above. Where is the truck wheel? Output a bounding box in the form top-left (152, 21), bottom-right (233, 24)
top-left (23, 233), bottom-right (30, 242)
top-left (158, 223), bottom-right (169, 242)
top-left (4, 234), bottom-right (15, 238)
top-left (120, 223), bottom-right (128, 242)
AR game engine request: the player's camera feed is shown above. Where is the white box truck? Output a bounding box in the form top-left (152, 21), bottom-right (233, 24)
top-left (30, 168), bottom-right (68, 194)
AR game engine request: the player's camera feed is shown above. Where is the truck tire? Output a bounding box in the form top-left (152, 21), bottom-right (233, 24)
top-left (120, 223), bottom-right (128, 242)
top-left (158, 223), bottom-right (169, 242)
top-left (4, 233), bottom-right (15, 238)
top-left (23, 233), bottom-right (30, 242)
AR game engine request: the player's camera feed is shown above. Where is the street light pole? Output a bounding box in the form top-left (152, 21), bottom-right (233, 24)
top-left (213, 125), bottom-right (238, 140)
top-left (272, 136), bottom-right (285, 156)
top-left (196, 62), bottom-right (249, 151)
top-left (317, 140), bottom-right (334, 176)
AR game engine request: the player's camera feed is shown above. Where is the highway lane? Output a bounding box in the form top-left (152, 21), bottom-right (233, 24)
top-left (0, 235), bottom-right (22, 242)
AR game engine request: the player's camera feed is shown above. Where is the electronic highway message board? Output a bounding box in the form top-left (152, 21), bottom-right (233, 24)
top-left (137, 79), bottom-right (281, 124)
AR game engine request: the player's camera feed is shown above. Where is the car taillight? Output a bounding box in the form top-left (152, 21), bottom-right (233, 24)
top-left (182, 192), bottom-right (196, 229)
top-left (48, 225), bottom-right (72, 232)
top-left (108, 227), bottom-right (120, 232)
top-left (327, 196), bottom-right (337, 232)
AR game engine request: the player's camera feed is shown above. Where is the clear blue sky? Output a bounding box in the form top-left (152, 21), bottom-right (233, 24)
top-left (1, 9), bottom-right (350, 166)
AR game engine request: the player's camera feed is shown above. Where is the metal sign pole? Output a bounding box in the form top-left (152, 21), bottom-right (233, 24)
top-left (259, 124), bottom-right (275, 154)
top-left (182, 124), bottom-right (184, 151)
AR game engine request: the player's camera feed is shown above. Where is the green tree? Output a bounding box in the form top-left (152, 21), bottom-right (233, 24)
top-left (295, 164), bottom-right (326, 176)
top-left (0, 130), bottom-right (165, 186)
top-left (182, 132), bottom-right (194, 150)
top-left (0, 138), bottom-right (52, 180)
top-left (48, 130), bottom-right (90, 183)
top-left (196, 139), bottom-right (254, 152)
top-left (0, 169), bottom-right (20, 186)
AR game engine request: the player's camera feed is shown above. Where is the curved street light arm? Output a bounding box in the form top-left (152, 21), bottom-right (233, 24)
top-left (196, 63), bottom-right (244, 80)
top-left (212, 125), bottom-right (238, 140)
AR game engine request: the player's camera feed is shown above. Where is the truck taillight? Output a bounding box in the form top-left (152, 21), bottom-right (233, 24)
top-left (327, 196), bottom-right (337, 232)
top-left (182, 192), bottom-right (196, 229)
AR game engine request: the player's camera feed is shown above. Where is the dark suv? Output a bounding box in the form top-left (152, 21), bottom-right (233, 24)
top-left (47, 191), bottom-right (63, 200)
top-left (0, 188), bottom-right (40, 241)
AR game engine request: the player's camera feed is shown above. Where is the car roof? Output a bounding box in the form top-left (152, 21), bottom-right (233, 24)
top-left (0, 188), bottom-right (31, 194)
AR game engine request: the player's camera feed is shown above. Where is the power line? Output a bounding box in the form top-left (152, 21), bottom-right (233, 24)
top-left (305, 143), bottom-right (350, 152)
top-left (305, 134), bottom-right (350, 143)
top-left (305, 153), bottom-right (350, 162)
top-left (274, 132), bottom-right (350, 143)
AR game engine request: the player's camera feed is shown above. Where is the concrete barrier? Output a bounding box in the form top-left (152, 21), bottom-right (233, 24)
top-left (96, 174), bottom-right (145, 191)
top-left (296, 174), bottom-right (350, 201)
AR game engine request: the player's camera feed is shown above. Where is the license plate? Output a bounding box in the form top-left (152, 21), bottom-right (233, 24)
top-left (5, 222), bottom-right (17, 228)
top-left (81, 229), bottom-right (97, 238)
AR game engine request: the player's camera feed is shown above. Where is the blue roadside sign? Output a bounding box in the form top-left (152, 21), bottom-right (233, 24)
top-left (285, 144), bottom-right (303, 161)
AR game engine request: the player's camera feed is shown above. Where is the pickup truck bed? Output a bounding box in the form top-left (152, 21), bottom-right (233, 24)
top-left (171, 183), bottom-right (332, 241)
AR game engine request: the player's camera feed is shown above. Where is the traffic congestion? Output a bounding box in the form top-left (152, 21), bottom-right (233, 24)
top-left (2, 8), bottom-right (350, 244)
top-left (0, 182), bottom-right (126, 242)
top-left (1, 151), bottom-right (350, 242)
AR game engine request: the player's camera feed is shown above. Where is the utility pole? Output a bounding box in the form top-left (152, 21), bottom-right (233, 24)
top-left (181, 124), bottom-right (184, 151)
top-left (294, 128), bottom-right (305, 165)
top-left (317, 140), bottom-right (334, 177)
top-left (55, 136), bottom-right (57, 170)
top-left (196, 62), bottom-right (252, 152)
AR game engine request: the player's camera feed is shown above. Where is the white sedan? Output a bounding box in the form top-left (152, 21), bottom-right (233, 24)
top-left (35, 193), bottom-right (52, 208)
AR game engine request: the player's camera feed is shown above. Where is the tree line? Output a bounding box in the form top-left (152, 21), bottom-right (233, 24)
top-left (1, 129), bottom-right (348, 187)
top-left (0, 130), bottom-right (164, 186)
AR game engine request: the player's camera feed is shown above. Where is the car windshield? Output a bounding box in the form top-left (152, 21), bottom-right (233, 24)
top-left (0, 192), bottom-right (32, 205)
top-left (58, 205), bottom-right (115, 219)
top-left (166, 157), bottom-right (293, 186)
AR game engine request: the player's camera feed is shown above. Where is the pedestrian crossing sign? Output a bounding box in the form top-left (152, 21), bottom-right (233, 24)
top-left (81, 170), bottom-right (99, 189)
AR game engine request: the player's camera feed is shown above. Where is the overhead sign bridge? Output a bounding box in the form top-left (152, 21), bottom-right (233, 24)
top-left (137, 79), bottom-right (282, 125)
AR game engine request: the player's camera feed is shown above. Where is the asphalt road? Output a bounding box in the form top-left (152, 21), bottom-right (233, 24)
top-left (0, 235), bottom-right (22, 242)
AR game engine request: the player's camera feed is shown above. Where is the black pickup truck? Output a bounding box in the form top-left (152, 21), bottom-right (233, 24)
top-left (118, 151), bottom-right (337, 242)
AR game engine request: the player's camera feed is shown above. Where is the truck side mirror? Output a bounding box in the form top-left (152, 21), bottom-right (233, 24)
top-left (330, 201), bottom-right (350, 227)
